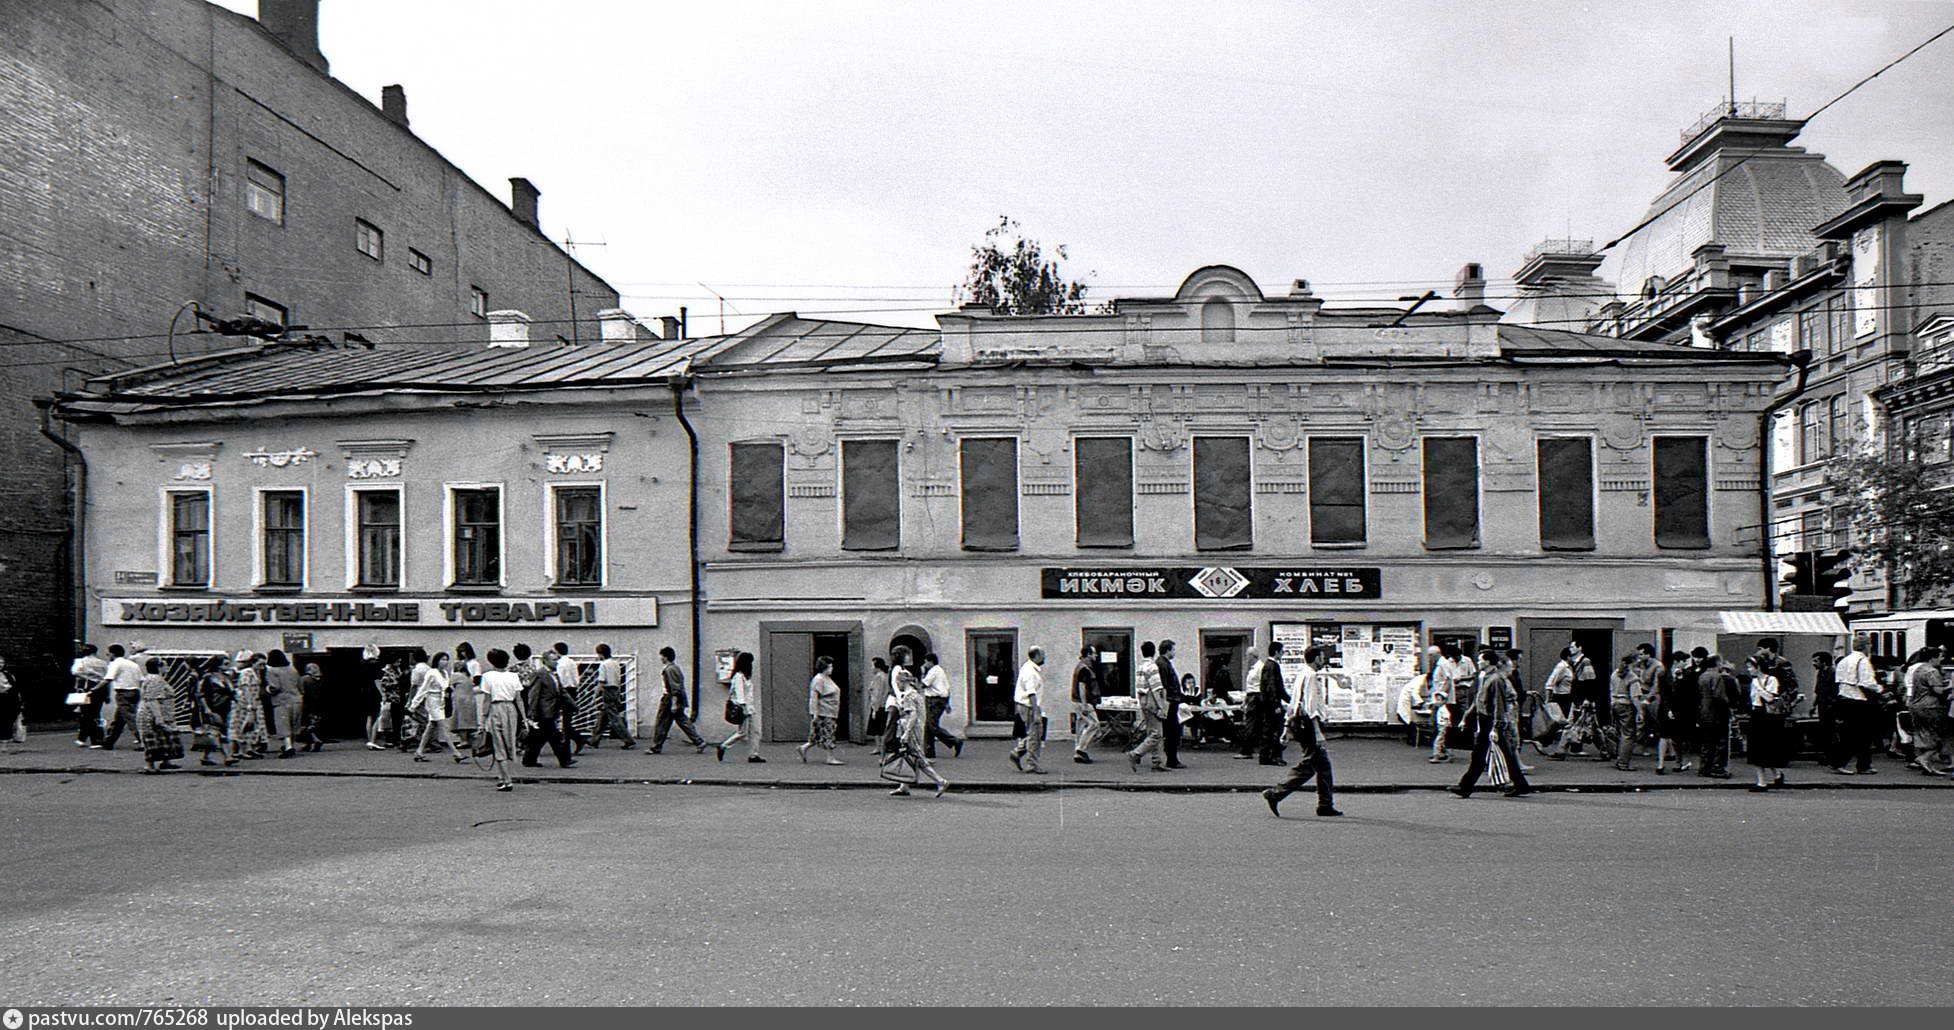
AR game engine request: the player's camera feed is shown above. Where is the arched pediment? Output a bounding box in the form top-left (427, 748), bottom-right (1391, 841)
top-left (1172, 265), bottom-right (1264, 303)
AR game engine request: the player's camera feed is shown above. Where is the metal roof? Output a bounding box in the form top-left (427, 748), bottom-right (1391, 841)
top-left (1492, 323), bottom-right (1783, 360)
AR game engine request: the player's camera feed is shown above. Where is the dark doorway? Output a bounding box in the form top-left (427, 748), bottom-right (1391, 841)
top-left (889, 626), bottom-right (932, 684)
top-left (762, 630), bottom-right (855, 743)
top-left (1518, 619), bottom-right (1622, 697)
top-left (1199, 630), bottom-right (1250, 698)
top-left (968, 629), bottom-right (1018, 727)
top-left (290, 646), bottom-right (403, 742)
top-left (1082, 628), bottom-right (1133, 696)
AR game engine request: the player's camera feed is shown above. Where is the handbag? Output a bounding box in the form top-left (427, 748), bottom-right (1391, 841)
top-left (1486, 728), bottom-right (1512, 788)
top-left (65, 691), bottom-right (91, 706)
top-left (724, 700), bottom-right (744, 724)
top-left (471, 728), bottom-right (494, 757)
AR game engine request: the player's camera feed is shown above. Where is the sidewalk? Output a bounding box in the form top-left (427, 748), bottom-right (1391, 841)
top-left (4, 730), bottom-right (1950, 792)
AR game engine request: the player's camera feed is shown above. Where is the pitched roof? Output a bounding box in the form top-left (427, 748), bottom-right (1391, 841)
top-left (1492, 323), bottom-right (1782, 360)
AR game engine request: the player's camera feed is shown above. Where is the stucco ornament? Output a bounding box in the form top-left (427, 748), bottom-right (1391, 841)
top-left (1138, 418), bottom-right (1186, 453)
top-left (1375, 413), bottom-right (1416, 452)
top-left (1255, 418), bottom-right (1302, 452)
top-left (174, 461), bottom-right (213, 481)
top-left (1714, 417), bottom-right (1759, 452)
top-left (346, 458), bottom-right (401, 479)
top-left (1599, 414), bottom-right (1643, 452)
top-left (242, 447), bottom-right (317, 468)
top-left (545, 453), bottom-right (603, 474)
top-left (788, 422), bottom-right (833, 459)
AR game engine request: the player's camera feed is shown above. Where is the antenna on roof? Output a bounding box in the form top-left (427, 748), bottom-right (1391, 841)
top-left (1728, 36), bottom-right (1737, 117)
top-left (562, 231), bottom-right (607, 346)
top-left (698, 283), bottom-right (740, 335)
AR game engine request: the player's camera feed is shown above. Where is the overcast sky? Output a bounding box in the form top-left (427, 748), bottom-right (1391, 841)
top-left (220, 0), bottom-right (1954, 331)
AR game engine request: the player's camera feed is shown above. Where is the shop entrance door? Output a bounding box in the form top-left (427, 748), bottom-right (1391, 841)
top-left (968, 629), bottom-right (1018, 731)
top-left (1199, 630), bottom-right (1251, 697)
top-left (1081, 628), bottom-right (1133, 696)
top-left (291, 647), bottom-right (392, 742)
top-left (762, 630), bottom-right (854, 743)
top-left (1518, 619), bottom-right (1623, 698)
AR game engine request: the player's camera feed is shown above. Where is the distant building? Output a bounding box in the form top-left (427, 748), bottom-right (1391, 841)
top-left (1, 0), bottom-right (621, 684)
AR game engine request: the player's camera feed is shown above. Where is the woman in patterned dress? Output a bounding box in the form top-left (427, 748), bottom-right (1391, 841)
top-left (227, 651), bottom-right (265, 760)
top-left (195, 655), bottom-right (237, 767)
top-left (451, 642), bottom-right (482, 743)
top-left (798, 655), bottom-right (844, 766)
top-left (135, 657), bottom-right (183, 773)
top-left (884, 654), bottom-right (947, 798)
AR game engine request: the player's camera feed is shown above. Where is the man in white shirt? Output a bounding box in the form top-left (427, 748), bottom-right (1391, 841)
top-left (551, 642), bottom-right (590, 753)
top-left (1427, 642), bottom-right (1475, 764)
top-left (1236, 649), bottom-right (1264, 760)
top-left (1262, 646), bottom-right (1341, 817)
top-left (1830, 639), bottom-right (1882, 775)
top-left (588, 642), bottom-right (634, 750)
top-left (1009, 647), bottom-right (1046, 774)
top-left (100, 643), bottom-right (145, 750)
top-left (919, 652), bottom-right (965, 759)
top-left (71, 644), bottom-right (109, 747)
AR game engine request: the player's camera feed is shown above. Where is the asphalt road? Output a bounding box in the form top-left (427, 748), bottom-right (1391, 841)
top-left (1, 775), bottom-right (1947, 1006)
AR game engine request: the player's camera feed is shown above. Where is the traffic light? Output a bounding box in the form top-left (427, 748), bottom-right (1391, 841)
top-left (1777, 552), bottom-right (1814, 602)
top-left (1814, 549), bottom-right (1856, 610)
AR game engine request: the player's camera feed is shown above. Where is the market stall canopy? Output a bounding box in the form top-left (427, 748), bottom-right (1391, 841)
top-left (1717, 611), bottom-right (1848, 635)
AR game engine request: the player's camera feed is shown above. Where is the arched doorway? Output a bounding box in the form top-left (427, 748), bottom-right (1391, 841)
top-left (888, 625), bottom-right (933, 681)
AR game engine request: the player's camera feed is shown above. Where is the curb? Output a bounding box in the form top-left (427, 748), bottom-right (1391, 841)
top-left (4, 764), bottom-right (1949, 793)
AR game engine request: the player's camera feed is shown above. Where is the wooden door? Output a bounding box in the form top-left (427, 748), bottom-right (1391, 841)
top-left (764, 632), bottom-right (814, 743)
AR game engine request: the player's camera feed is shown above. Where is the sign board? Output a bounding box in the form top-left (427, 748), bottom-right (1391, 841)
top-left (1042, 566), bottom-right (1381, 601)
top-left (281, 632), bottom-right (314, 653)
top-left (1271, 621), bottom-right (1418, 724)
top-left (114, 570), bottom-right (159, 585)
top-left (1486, 626), bottom-right (1514, 652)
top-left (102, 596), bottom-right (657, 628)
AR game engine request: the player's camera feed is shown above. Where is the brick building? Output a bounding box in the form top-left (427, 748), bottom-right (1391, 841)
top-left (1, 0), bottom-right (622, 691)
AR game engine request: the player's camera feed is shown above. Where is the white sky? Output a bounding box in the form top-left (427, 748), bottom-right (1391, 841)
top-left (220, 0), bottom-right (1954, 331)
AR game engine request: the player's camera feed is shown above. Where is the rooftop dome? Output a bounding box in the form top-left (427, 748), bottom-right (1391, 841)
top-left (1600, 105), bottom-right (1848, 297)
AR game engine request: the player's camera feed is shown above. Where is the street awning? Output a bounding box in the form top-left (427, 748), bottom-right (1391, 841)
top-left (1717, 611), bottom-right (1849, 635)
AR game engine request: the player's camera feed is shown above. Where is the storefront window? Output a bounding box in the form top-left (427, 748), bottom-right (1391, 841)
top-left (1193, 436), bottom-right (1252, 551)
top-left (169, 491), bottom-right (210, 587)
top-left (452, 487), bottom-right (502, 585)
top-left (728, 442), bottom-right (785, 551)
top-left (960, 437), bottom-right (1019, 551)
top-left (1422, 437), bottom-right (1480, 549)
top-left (1537, 437), bottom-right (1594, 550)
top-left (967, 629), bottom-right (1018, 724)
top-left (1074, 436), bottom-right (1133, 548)
top-left (1308, 437), bottom-right (1366, 545)
top-left (260, 490), bottom-right (305, 588)
top-left (355, 490), bottom-right (400, 588)
top-left (841, 439), bottom-right (900, 551)
top-left (1653, 436), bottom-right (1710, 549)
top-left (554, 486), bottom-right (603, 586)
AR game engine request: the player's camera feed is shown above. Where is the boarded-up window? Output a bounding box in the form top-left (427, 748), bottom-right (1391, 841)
top-left (1653, 436), bottom-right (1710, 549)
top-left (1537, 438), bottom-right (1595, 551)
top-left (1075, 437), bottom-right (1134, 548)
top-left (729, 442), bottom-right (784, 550)
top-left (1422, 437), bottom-right (1480, 549)
top-left (960, 437), bottom-right (1019, 551)
top-left (1308, 437), bottom-right (1366, 545)
top-left (1193, 436), bottom-right (1252, 551)
top-left (842, 439), bottom-right (900, 551)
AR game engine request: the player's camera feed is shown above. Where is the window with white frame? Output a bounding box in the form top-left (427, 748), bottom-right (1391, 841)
top-left (355, 218), bottom-right (384, 261)
top-left (245, 159), bottom-right (284, 224)
top-left (552, 485), bottom-right (603, 587)
top-left (259, 490), bottom-right (306, 588)
top-left (450, 487), bottom-right (502, 586)
top-left (245, 293), bottom-right (287, 327)
top-left (167, 490), bottom-right (211, 587)
top-left (469, 286), bottom-right (489, 319)
top-left (352, 488), bottom-right (401, 589)
top-left (409, 248), bottom-right (432, 276)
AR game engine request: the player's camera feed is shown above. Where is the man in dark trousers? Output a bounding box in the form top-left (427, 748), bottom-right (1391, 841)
top-left (1695, 651), bottom-right (1736, 779)
top-left (1262, 646), bottom-right (1341, 817)
top-left (519, 644), bottom-right (575, 768)
top-left (1449, 649), bottom-right (1532, 799)
top-left (1071, 644), bottom-right (1105, 764)
top-left (648, 646), bottom-right (706, 753)
top-left (1258, 640), bottom-right (1291, 765)
top-left (1157, 639), bottom-right (1186, 769)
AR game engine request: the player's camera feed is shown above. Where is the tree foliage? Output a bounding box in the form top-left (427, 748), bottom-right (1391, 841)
top-left (955, 216), bottom-right (1090, 315)
top-left (1825, 440), bottom-right (1954, 605)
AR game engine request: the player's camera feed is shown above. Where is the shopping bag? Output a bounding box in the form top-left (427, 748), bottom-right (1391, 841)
top-left (1487, 729), bottom-right (1512, 788)
top-left (878, 753), bottom-right (920, 785)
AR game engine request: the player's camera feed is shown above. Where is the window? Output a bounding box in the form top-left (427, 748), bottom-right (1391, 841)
top-left (1201, 298), bottom-right (1236, 343)
top-left (245, 160), bottom-right (284, 224)
top-left (553, 486), bottom-right (603, 586)
top-left (728, 442), bottom-right (784, 550)
top-left (1074, 437), bottom-right (1133, 548)
top-left (354, 490), bottom-right (400, 589)
top-left (245, 293), bottom-right (287, 327)
top-left (469, 286), bottom-right (488, 319)
top-left (1801, 511), bottom-right (1825, 554)
top-left (260, 490), bottom-right (305, 588)
top-left (1828, 395), bottom-right (1850, 452)
top-left (1536, 438), bottom-right (1595, 551)
top-left (1652, 436), bottom-right (1711, 549)
top-left (451, 487), bottom-right (502, 586)
top-left (1800, 401), bottom-right (1828, 465)
top-left (1193, 436), bottom-right (1252, 551)
top-left (1798, 308), bottom-right (1821, 354)
top-left (960, 437), bottom-right (1020, 551)
top-left (1829, 293), bottom-right (1852, 350)
top-left (967, 629), bottom-right (1019, 724)
top-left (355, 219), bottom-right (384, 261)
top-left (841, 439), bottom-right (900, 551)
top-left (1307, 437), bottom-right (1366, 545)
top-left (1422, 437), bottom-right (1480, 549)
top-left (1908, 412), bottom-right (1953, 466)
top-left (168, 491), bottom-right (210, 587)
top-left (1745, 330), bottom-right (1767, 353)
top-left (409, 249), bottom-right (432, 276)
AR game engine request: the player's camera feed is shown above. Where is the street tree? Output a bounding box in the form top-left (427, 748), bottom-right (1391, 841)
top-left (955, 216), bottom-right (1091, 315)
top-left (1825, 440), bottom-right (1954, 607)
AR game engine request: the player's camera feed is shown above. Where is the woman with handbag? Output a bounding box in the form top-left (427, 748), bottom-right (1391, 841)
top-left (882, 651), bottom-right (948, 798)
top-left (227, 651), bottom-right (266, 761)
top-left (410, 652), bottom-right (465, 763)
top-left (1654, 651), bottom-right (1697, 775)
top-left (865, 657), bottom-right (891, 756)
top-left (1903, 647), bottom-right (1950, 776)
top-left (715, 651), bottom-right (764, 763)
top-left (263, 649), bottom-right (301, 759)
top-left (1745, 656), bottom-right (1793, 792)
top-left (478, 648), bottom-right (528, 792)
top-left (135, 657), bottom-right (183, 773)
top-left (195, 656), bottom-right (237, 767)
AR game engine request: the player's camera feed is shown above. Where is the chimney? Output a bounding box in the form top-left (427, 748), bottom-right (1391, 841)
top-left (659, 316), bottom-right (681, 341)
top-left (486, 310), bottom-right (531, 349)
top-left (596, 309), bottom-right (647, 346)
top-left (381, 85), bottom-right (408, 127)
top-left (1450, 262), bottom-right (1486, 310)
top-left (259, 0), bottom-right (328, 75)
top-left (509, 178), bottom-right (540, 231)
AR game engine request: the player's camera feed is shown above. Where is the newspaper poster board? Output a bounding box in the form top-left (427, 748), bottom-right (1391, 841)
top-left (1269, 621), bottom-right (1419, 724)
